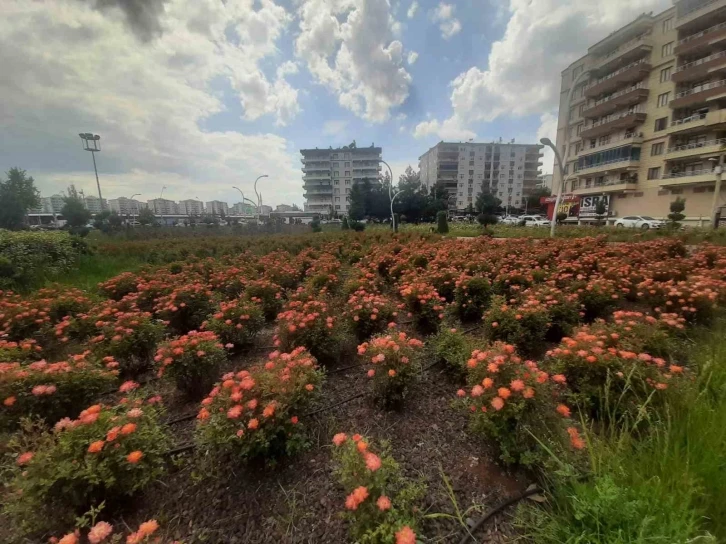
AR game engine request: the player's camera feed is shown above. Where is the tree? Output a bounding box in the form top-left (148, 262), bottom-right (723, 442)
top-left (341, 216), bottom-right (350, 230)
top-left (594, 200), bottom-right (608, 226)
top-left (311, 216), bottom-right (322, 233)
top-left (62, 196), bottom-right (91, 227)
top-left (436, 210), bottom-right (449, 234)
top-left (138, 208), bottom-right (156, 226)
top-left (668, 197), bottom-right (686, 228)
top-left (475, 192), bottom-right (501, 215)
top-left (348, 182), bottom-right (366, 220)
top-left (0, 168), bottom-right (41, 230)
top-left (465, 203), bottom-right (475, 216)
top-left (526, 187), bottom-right (551, 212)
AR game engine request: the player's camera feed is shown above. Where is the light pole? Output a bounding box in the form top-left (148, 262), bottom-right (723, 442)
top-left (127, 193), bottom-right (140, 225)
top-left (542, 69), bottom-right (590, 238)
top-left (79, 133), bottom-right (104, 210)
top-left (379, 159), bottom-right (401, 231)
top-left (159, 186), bottom-right (166, 226)
top-left (253, 175), bottom-right (269, 222)
top-left (709, 155), bottom-right (724, 228)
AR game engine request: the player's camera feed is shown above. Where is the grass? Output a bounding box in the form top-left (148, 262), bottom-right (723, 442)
top-left (46, 253), bottom-right (145, 290)
top-left (515, 320), bottom-right (726, 543)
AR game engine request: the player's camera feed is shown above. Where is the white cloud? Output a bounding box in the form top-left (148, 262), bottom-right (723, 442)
top-left (536, 112), bottom-right (558, 175)
top-left (407, 51), bottom-right (419, 65)
top-left (295, 0), bottom-right (412, 122)
top-left (323, 120), bottom-right (348, 135)
top-left (431, 2), bottom-right (462, 39)
top-left (0, 0), bottom-right (304, 204)
top-left (413, 118), bottom-right (476, 141)
top-left (420, 0), bottom-right (670, 142)
top-left (407, 1), bottom-right (418, 18)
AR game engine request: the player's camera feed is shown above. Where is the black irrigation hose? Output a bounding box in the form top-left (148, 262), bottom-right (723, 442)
top-left (302, 391), bottom-right (368, 418)
top-left (327, 362), bottom-right (365, 374)
top-left (165, 443), bottom-right (195, 456)
top-left (167, 412), bottom-right (197, 425)
top-left (457, 485), bottom-right (543, 544)
top-left (462, 323), bottom-right (482, 335)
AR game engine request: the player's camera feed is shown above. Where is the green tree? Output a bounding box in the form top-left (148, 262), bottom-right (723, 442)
top-left (436, 210), bottom-right (449, 234)
top-left (348, 182), bottom-right (367, 220)
top-left (311, 216), bottom-right (322, 233)
top-left (594, 200), bottom-right (608, 226)
top-left (475, 192), bottom-right (501, 215)
top-left (526, 187), bottom-right (551, 212)
top-left (341, 216), bottom-right (350, 230)
top-left (137, 207), bottom-right (156, 226)
top-left (668, 197), bottom-right (686, 228)
top-left (0, 168), bottom-right (41, 230)
top-left (61, 196), bottom-right (91, 227)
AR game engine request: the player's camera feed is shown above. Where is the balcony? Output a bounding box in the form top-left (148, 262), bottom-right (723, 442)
top-left (660, 168), bottom-right (717, 186)
top-left (668, 109), bottom-right (726, 133)
top-left (584, 59), bottom-right (651, 98)
top-left (575, 157), bottom-right (640, 177)
top-left (672, 50), bottom-right (726, 82)
top-left (303, 172), bottom-right (332, 181)
top-left (670, 78), bottom-right (726, 108)
top-left (592, 33), bottom-right (653, 74)
top-left (582, 83), bottom-right (649, 118)
top-left (580, 108), bottom-right (647, 139)
top-left (666, 137), bottom-right (726, 159)
top-left (676, 0), bottom-right (726, 29)
top-left (675, 21), bottom-right (726, 55)
top-left (572, 180), bottom-right (638, 195)
top-left (579, 133), bottom-right (644, 155)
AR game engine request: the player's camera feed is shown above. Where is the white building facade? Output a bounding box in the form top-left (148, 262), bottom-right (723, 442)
top-left (179, 199), bottom-right (205, 215)
top-left (205, 200), bottom-right (229, 216)
top-left (108, 197), bottom-right (145, 216)
top-left (84, 195), bottom-right (107, 213)
top-left (147, 198), bottom-right (179, 215)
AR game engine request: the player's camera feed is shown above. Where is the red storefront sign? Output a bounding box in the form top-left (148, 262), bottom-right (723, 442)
top-left (540, 195), bottom-right (580, 220)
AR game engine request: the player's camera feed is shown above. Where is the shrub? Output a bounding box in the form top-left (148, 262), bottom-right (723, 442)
top-left (311, 217), bottom-right (322, 233)
top-left (155, 282), bottom-right (217, 334)
top-left (458, 342), bottom-right (577, 465)
top-left (5, 390), bottom-right (170, 526)
top-left (244, 279), bottom-right (283, 321)
top-left (358, 332), bottom-right (424, 409)
top-left (203, 298), bottom-right (264, 349)
top-left (50, 517), bottom-right (163, 544)
top-left (0, 338), bottom-right (43, 363)
top-left (430, 327), bottom-right (474, 377)
top-left (483, 295), bottom-right (550, 353)
top-left (98, 271), bottom-right (140, 300)
top-left (453, 275), bottom-right (492, 322)
top-left (89, 311), bottom-right (165, 376)
top-left (398, 281), bottom-right (445, 334)
top-left (195, 347), bottom-right (324, 462)
top-left (275, 298), bottom-right (340, 363)
top-left (436, 211), bottom-right (449, 234)
top-left (154, 331), bottom-right (227, 399)
top-left (575, 278), bottom-right (619, 321)
top-left (332, 433), bottom-right (424, 544)
top-left (350, 220), bottom-right (366, 232)
top-left (343, 289), bottom-right (397, 341)
top-left (0, 353), bottom-right (118, 430)
top-left (342, 216), bottom-right (350, 230)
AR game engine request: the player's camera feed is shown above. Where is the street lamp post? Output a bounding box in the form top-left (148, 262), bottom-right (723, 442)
top-left (253, 175), bottom-right (269, 222)
top-left (127, 193), bottom-right (140, 225)
top-left (542, 69), bottom-right (590, 238)
top-left (379, 159), bottom-right (399, 231)
top-left (79, 133), bottom-right (104, 210)
top-left (709, 155), bottom-right (725, 228)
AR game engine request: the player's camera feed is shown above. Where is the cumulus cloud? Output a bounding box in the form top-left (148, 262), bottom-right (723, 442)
top-left (413, 118), bottom-right (475, 141)
top-left (407, 51), bottom-right (418, 65)
top-left (0, 0), bottom-right (304, 204)
top-left (88, 0), bottom-right (169, 41)
top-left (295, 0), bottom-right (412, 123)
top-left (536, 112), bottom-right (558, 175)
top-left (323, 120), bottom-right (348, 135)
top-left (418, 0), bottom-right (670, 143)
top-left (407, 1), bottom-right (418, 18)
top-left (431, 2), bottom-right (461, 39)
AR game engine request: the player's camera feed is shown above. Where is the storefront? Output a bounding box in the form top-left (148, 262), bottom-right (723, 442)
top-left (578, 194), bottom-right (613, 224)
top-left (540, 195), bottom-right (580, 221)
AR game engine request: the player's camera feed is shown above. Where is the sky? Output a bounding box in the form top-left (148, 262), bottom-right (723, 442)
top-left (0, 0), bottom-right (672, 209)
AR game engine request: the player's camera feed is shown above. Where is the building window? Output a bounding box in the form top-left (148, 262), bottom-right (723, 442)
top-left (660, 66), bottom-right (672, 82)
top-left (662, 42), bottom-right (673, 57)
top-left (334, 171), bottom-right (340, 177)
top-left (333, 154), bottom-right (339, 159)
top-left (576, 123), bottom-right (583, 135)
top-left (334, 197), bottom-right (340, 202)
top-left (345, 162), bottom-right (350, 167)
top-left (651, 142), bottom-right (664, 156)
top-left (657, 92), bottom-right (670, 107)
top-left (663, 17), bottom-right (673, 32)
top-left (344, 171), bottom-right (350, 176)
top-left (469, 170), bottom-right (474, 175)
top-left (647, 167), bottom-right (661, 180)
top-left (655, 117), bottom-right (668, 131)
top-left (335, 205), bottom-right (340, 209)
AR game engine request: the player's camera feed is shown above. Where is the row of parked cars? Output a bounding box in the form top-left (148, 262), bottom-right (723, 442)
top-left (466, 214), bottom-right (667, 229)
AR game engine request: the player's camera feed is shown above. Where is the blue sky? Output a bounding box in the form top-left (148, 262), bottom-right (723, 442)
top-left (0, 0), bottom-right (671, 208)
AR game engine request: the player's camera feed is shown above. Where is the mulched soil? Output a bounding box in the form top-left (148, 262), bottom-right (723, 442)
top-left (112, 331), bottom-right (533, 544)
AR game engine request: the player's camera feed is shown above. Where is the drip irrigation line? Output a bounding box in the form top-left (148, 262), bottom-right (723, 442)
top-left (457, 485), bottom-right (543, 544)
top-left (165, 443), bottom-right (195, 456)
top-left (422, 358), bottom-right (444, 372)
top-left (462, 324), bottom-right (482, 335)
top-left (167, 412), bottom-right (197, 425)
top-left (327, 362), bottom-right (365, 374)
top-left (302, 391), bottom-right (368, 418)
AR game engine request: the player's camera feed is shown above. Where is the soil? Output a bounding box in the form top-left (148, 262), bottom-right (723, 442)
top-left (115, 340), bottom-right (532, 544)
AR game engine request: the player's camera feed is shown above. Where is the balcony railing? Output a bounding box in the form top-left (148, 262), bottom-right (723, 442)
top-left (581, 132), bottom-right (643, 154)
top-left (678, 0), bottom-right (722, 20)
top-left (675, 78), bottom-right (726, 99)
top-left (597, 33), bottom-right (651, 63)
top-left (675, 50), bottom-right (726, 73)
top-left (667, 137), bottom-right (726, 153)
top-left (585, 107), bottom-right (647, 130)
top-left (670, 112), bottom-right (708, 127)
top-left (573, 178), bottom-right (636, 190)
top-left (585, 58), bottom-right (649, 91)
top-left (678, 20), bottom-right (726, 45)
top-left (585, 83), bottom-right (647, 111)
top-left (662, 168), bottom-right (713, 179)
top-left (575, 156), bottom-right (639, 173)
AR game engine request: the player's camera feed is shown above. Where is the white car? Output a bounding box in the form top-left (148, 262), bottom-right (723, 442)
top-left (520, 215), bottom-right (549, 227)
top-left (500, 215), bottom-right (520, 225)
top-left (614, 216), bottom-right (665, 229)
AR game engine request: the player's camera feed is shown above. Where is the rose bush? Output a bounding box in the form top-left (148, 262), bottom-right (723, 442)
top-left (203, 298), bottom-right (264, 349)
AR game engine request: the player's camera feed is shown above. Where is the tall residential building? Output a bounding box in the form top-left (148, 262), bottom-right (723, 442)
top-left (419, 142), bottom-right (544, 210)
top-left (108, 197), bottom-right (144, 216)
top-left (43, 194), bottom-right (66, 215)
top-left (179, 199), bottom-right (205, 215)
top-left (147, 198), bottom-right (179, 215)
top-left (84, 195), bottom-right (107, 213)
top-left (231, 202), bottom-right (256, 215)
top-left (555, 3), bottom-right (726, 222)
top-left (205, 200), bottom-right (229, 216)
top-left (300, 144), bottom-right (383, 215)
top-left (539, 174), bottom-right (554, 190)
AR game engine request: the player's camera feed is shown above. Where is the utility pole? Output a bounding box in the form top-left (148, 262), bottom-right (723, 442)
top-left (79, 133), bottom-right (104, 210)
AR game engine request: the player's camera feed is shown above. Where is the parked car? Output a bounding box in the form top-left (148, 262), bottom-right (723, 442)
top-left (500, 215), bottom-right (520, 225)
top-left (520, 214), bottom-right (549, 227)
top-left (614, 216), bottom-right (665, 229)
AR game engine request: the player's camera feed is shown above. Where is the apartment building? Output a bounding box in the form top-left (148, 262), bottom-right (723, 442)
top-left (108, 197), bottom-right (145, 216)
top-left (147, 198), bottom-right (179, 215)
top-left (419, 142), bottom-right (544, 210)
top-left (84, 195), bottom-right (107, 213)
top-left (178, 199), bottom-right (204, 216)
top-left (300, 144), bottom-right (383, 215)
top-left (31, 194), bottom-right (66, 215)
top-left (205, 200), bottom-right (229, 216)
top-left (556, 2), bottom-right (726, 223)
